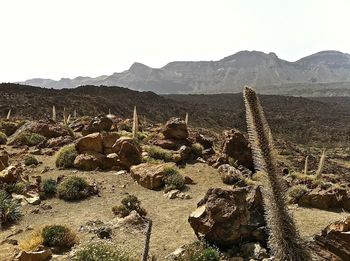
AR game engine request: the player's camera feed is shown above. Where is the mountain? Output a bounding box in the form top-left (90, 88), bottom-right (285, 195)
top-left (1, 83), bottom-right (349, 145)
top-left (20, 50), bottom-right (350, 96)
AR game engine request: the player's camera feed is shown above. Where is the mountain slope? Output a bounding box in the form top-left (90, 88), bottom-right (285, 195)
top-left (19, 50), bottom-right (350, 95)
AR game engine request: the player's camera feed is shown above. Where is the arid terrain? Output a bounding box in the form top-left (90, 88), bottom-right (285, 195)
top-left (0, 84), bottom-right (349, 261)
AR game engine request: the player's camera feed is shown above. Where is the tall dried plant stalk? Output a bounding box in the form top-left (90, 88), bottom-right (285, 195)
top-left (243, 86), bottom-right (310, 261)
top-left (185, 113), bottom-right (189, 125)
top-left (132, 106), bottom-right (138, 139)
top-left (304, 155), bottom-right (309, 175)
top-left (74, 109), bottom-right (77, 119)
top-left (52, 106), bottom-right (56, 121)
top-left (316, 149), bottom-right (326, 178)
top-left (142, 219), bottom-right (152, 261)
top-left (6, 109), bottom-right (11, 120)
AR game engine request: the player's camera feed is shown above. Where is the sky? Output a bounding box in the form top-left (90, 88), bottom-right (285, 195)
top-left (0, 0), bottom-right (349, 82)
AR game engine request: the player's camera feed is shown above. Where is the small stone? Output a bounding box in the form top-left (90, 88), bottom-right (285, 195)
top-left (116, 170), bottom-right (127, 175)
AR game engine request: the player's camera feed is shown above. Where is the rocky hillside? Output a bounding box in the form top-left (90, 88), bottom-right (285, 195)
top-left (1, 83), bottom-right (349, 146)
top-left (20, 50), bottom-right (350, 96)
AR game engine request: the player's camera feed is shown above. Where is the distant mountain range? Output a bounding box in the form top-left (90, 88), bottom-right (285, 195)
top-left (20, 50), bottom-right (350, 96)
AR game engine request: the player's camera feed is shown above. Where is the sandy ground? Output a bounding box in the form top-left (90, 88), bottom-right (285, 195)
top-left (0, 150), bottom-right (349, 260)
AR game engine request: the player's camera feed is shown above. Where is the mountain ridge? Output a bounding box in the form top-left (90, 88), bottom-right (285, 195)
top-left (18, 50), bottom-right (350, 96)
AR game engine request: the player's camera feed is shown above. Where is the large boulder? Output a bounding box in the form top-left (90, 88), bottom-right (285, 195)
top-left (82, 116), bottom-right (113, 136)
top-left (311, 216), bottom-right (350, 260)
top-left (112, 137), bottom-right (141, 168)
top-left (28, 120), bottom-right (71, 138)
top-left (102, 132), bottom-right (120, 154)
top-left (74, 151), bottom-right (117, 171)
top-left (221, 129), bottom-right (254, 170)
top-left (188, 186), bottom-right (266, 248)
top-left (299, 187), bottom-right (350, 211)
top-left (0, 150), bottom-right (9, 171)
top-left (162, 118), bottom-right (188, 140)
top-left (76, 133), bottom-right (103, 154)
top-left (130, 162), bottom-right (176, 189)
top-left (154, 139), bottom-right (187, 150)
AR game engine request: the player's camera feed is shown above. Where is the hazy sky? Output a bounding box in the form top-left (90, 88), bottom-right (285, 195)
top-left (1, 0), bottom-right (349, 82)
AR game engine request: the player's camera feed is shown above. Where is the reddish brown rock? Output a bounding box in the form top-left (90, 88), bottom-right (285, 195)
top-left (188, 186), bottom-right (266, 248)
top-left (76, 133), bottom-right (103, 154)
top-left (28, 120), bottom-right (71, 138)
top-left (82, 116), bottom-right (113, 136)
top-left (130, 162), bottom-right (176, 189)
top-left (162, 118), bottom-right (188, 140)
top-left (45, 135), bottom-right (74, 148)
top-left (102, 132), bottom-right (120, 152)
top-left (154, 139), bottom-right (187, 150)
top-left (0, 150), bottom-right (9, 171)
top-left (221, 129), bottom-right (254, 170)
top-left (0, 165), bottom-right (23, 183)
top-left (112, 137), bottom-right (142, 168)
top-left (74, 151), bottom-right (117, 171)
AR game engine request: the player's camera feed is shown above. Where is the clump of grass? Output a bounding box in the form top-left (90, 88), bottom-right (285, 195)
top-left (72, 242), bottom-right (137, 261)
top-left (146, 146), bottom-right (173, 162)
top-left (55, 144), bottom-right (78, 168)
top-left (0, 131), bottom-right (7, 145)
top-left (41, 225), bottom-right (77, 248)
top-left (176, 242), bottom-right (220, 261)
top-left (288, 185), bottom-right (309, 203)
top-left (20, 230), bottom-right (43, 251)
top-left (163, 167), bottom-right (185, 192)
top-left (191, 143), bottom-right (204, 157)
top-left (15, 132), bottom-right (46, 146)
top-left (0, 121), bottom-right (18, 136)
top-left (4, 182), bottom-right (26, 194)
top-left (112, 205), bottom-right (130, 218)
top-left (57, 176), bottom-right (90, 201)
top-left (24, 155), bottom-right (39, 166)
top-left (290, 172), bottom-right (316, 182)
top-left (0, 191), bottom-right (21, 226)
top-left (41, 178), bottom-right (57, 197)
top-left (117, 130), bottom-right (148, 141)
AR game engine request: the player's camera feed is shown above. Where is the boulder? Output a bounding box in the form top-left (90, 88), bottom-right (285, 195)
top-left (221, 129), bottom-right (254, 170)
top-left (0, 165), bottom-right (23, 183)
top-left (311, 216), bottom-right (350, 260)
top-left (0, 150), bottom-right (9, 171)
top-left (102, 132), bottom-right (120, 152)
top-left (299, 187), bottom-right (348, 210)
top-left (112, 137), bottom-right (142, 168)
top-left (154, 139), bottom-right (187, 150)
top-left (188, 186), bottom-right (266, 248)
top-left (74, 151), bottom-right (116, 171)
top-left (189, 131), bottom-right (214, 149)
top-left (130, 162), bottom-right (176, 189)
top-left (28, 120), bottom-right (71, 138)
top-left (82, 116), bottom-right (113, 136)
top-left (162, 118), bottom-right (188, 140)
top-left (76, 133), bottom-right (103, 154)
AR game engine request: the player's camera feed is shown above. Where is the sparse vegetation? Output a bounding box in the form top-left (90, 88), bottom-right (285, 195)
top-left (112, 205), bottom-right (130, 218)
top-left (163, 167), bottom-right (185, 191)
top-left (0, 191), bottom-right (21, 226)
top-left (4, 182), bottom-right (26, 194)
top-left (41, 225), bottom-right (77, 248)
top-left (72, 242), bottom-right (137, 261)
top-left (0, 131), bottom-right (7, 144)
top-left (176, 242), bottom-right (220, 261)
top-left (57, 176), bottom-right (90, 201)
top-left (191, 143), bottom-right (203, 157)
top-left (41, 178), bottom-right (57, 197)
top-left (24, 155), bottom-right (39, 166)
top-left (55, 144), bottom-right (78, 168)
top-left (14, 131), bottom-right (46, 146)
top-left (288, 185), bottom-right (309, 203)
top-left (147, 146), bottom-right (173, 162)
top-left (112, 195), bottom-right (147, 218)
top-left (0, 120), bottom-right (19, 136)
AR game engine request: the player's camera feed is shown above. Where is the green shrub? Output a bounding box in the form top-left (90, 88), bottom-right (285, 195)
top-left (0, 131), bottom-right (7, 145)
top-left (55, 144), bottom-right (78, 168)
top-left (112, 205), bottom-right (130, 218)
top-left (120, 195), bottom-right (147, 217)
top-left (41, 178), bottom-right (57, 196)
top-left (24, 155), bottom-right (39, 166)
top-left (41, 225), bottom-right (77, 248)
top-left (72, 242), bottom-right (137, 261)
top-left (177, 242), bottom-right (220, 261)
top-left (15, 132), bottom-right (46, 146)
top-left (288, 185), bottom-right (309, 203)
top-left (191, 143), bottom-right (204, 157)
top-left (0, 191), bottom-right (21, 225)
top-left (4, 182), bottom-right (26, 194)
top-left (0, 121), bottom-right (18, 136)
top-left (163, 167), bottom-right (185, 191)
top-left (57, 176), bottom-right (90, 201)
top-left (146, 146), bottom-right (173, 162)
